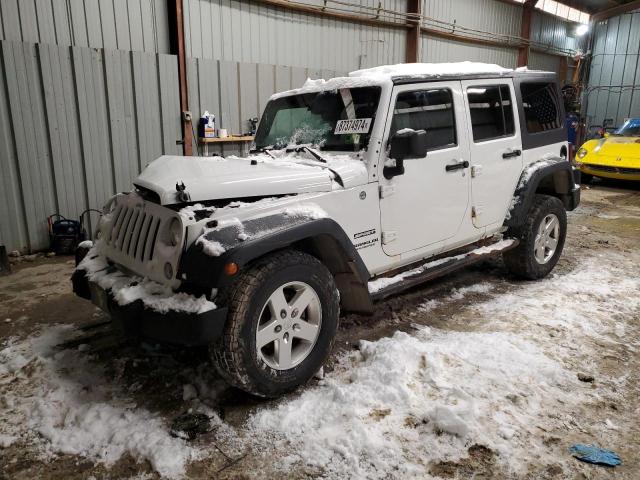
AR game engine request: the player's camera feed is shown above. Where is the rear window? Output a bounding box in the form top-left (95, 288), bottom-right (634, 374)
top-left (467, 85), bottom-right (515, 142)
top-left (520, 82), bottom-right (561, 133)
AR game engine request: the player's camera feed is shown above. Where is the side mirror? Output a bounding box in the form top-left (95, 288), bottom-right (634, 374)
top-left (603, 132), bottom-right (610, 138)
top-left (383, 129), bottom-right (428, 179)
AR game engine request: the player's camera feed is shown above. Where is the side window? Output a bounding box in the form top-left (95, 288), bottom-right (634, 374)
top-left (390, 88), bottom-right (457, 151)
top-left (520, 82), bottom-right (561, 133)
top-left (467, 85), bottom-right (515, 142)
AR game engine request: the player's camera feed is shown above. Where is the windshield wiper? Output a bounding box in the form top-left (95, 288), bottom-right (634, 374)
top-left (250, 146), bottom-right (277, 158)
top-left (286, 145), bottom-right (327, 163)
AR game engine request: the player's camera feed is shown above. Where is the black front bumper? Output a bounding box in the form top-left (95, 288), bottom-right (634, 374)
top-left (72, 270), bottom-right (227, 346)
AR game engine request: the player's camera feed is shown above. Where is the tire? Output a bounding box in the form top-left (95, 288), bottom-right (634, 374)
top-left (211, 250), bottom-right (340, 397)
top-left (580, 172), bottom-right (593, 184)
top-left (503, 194), bottom-right (567, 280)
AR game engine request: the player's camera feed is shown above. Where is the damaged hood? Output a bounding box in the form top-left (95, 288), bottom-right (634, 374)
top-left (135, 154), bottom-right (368, 205)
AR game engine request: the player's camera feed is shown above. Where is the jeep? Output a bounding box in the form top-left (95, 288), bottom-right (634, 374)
top-left (73, 62), bottom-right (580, 397)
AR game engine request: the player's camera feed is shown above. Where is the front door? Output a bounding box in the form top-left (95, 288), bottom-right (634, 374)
top-left (461, 80), bottom-right (523, 228)
top-left (379, 81), bottom-right (471, 256)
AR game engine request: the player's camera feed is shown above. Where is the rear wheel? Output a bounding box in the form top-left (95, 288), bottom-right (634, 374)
top-left (211, 250), bottom-right (339, 397)
top-left (503, 194), bottom-right (567, 280)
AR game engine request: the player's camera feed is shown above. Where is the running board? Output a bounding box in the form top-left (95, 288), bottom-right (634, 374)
top-left (369, 239), bottom-right (519, 302)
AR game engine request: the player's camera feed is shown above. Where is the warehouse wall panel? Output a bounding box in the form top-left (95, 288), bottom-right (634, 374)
top-left (39, 44), bottom-right (87, 223)
top-left (421, 35), bottom-right (518, 68)
top-left (0, 44), bottom-right (28, 251)
top-left (183, 0), bottom-right (406, 71)
top-left (2, 42), bottom-right (57, 251)
top-left (0, 0), bottom-right (170, 53)
top-left (586, 10), bottom-right (640, 129)
top-left (422, 0), bottom-right (521, 38)
top-left (528, 51), bottom-right (560, 73)
top-left (0, 40), bottom-right (181, 252)
top-left (72, 47), bottom-right (115, 219)
top-left (158, 54), bottom-right (183, 156)
top-left (530, 11), bottom-right (581, 54)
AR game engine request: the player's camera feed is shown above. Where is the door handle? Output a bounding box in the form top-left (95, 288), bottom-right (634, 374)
top-left (502, 149), bottom-right (522, 159)
top-left (445, 160), bottom-right (469, 172)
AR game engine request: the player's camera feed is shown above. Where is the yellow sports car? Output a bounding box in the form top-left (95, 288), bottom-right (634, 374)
top-left (576, 118), bottom-right (640, 182)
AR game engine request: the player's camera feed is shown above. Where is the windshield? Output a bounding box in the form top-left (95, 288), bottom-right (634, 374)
top-left (614, 119), bottom-right (640, 137)
top-left (254, 87), bottom-right (381, 151)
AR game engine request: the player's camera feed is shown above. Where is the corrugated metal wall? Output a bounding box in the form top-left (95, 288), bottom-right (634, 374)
top-left (421, 35), bottom-right (518, 67)
top-left (0, 0), bottom-right (170, 52)
top-left (528, 50), bottom-right (560, 72)
top-left (586, 10), bottom-right (640, 129)
top-left (183, 0), bottom-right (406, 70)
top-left (530, 10), bottom-right (581, 54)
top-left (0, 40), bottom-right (181, 252)
top-left (187, 57), bottom-right (344, 156)
top-left (422, 0), bottom-right (521, 38)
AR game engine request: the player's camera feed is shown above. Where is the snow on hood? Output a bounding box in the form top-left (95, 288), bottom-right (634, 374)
top-left (135, 153), bottom-right (367, 205)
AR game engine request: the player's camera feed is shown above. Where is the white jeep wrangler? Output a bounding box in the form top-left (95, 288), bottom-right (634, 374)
top-left (73, 62), bottom-right (580, 397)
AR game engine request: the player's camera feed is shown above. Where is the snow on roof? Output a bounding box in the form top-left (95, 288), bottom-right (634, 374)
top-left (350, 61), bottom-right (513, 79)
top-left (270, 62), bottom-right (540, 101)
top-left (269, 62), bottom-right (554, 101)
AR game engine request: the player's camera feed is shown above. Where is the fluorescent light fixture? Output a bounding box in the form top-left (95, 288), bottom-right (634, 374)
top-left (576, 24), bottom-right (589, 36)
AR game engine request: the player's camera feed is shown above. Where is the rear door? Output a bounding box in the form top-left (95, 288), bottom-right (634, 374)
top-left (379, 81), bottom-right (471, 256)
top-left (461, 80), bottom-right (523, 228)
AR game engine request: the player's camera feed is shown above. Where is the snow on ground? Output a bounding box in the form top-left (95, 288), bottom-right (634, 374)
top-left (246, 252), bottom-right (639, 478)
top-left (249, 328), bottom-right (579, 479)
top-left (474, 252), bottom-right (640, 358)
top-left (0, 325), bottom-right (203, 478)
top-left (3, 248), bottom-right (638, 478)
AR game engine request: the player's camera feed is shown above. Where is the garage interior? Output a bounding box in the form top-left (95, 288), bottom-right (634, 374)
top-left (1, 0), bottom-right (639, 478)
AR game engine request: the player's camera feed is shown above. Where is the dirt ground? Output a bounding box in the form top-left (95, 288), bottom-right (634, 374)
top-left (1, 181), bottom-right (639, 479)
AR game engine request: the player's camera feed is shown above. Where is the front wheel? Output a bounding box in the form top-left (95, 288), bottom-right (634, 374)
top-left (211, 250), bottom-right (339, 397)
top-left (503, 194), bottom-right (567, 280)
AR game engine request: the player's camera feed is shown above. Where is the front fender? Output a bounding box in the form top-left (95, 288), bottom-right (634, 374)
top-left (178, 214), bottom-right (370, 290)
top-left (506, 157), bottom-right (580, 227)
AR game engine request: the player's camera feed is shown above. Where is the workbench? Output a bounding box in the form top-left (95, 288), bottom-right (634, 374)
top-left (199, 136), bottom-right (254, 157)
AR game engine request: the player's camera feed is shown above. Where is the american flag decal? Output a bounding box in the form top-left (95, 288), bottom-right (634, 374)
top-left (526, 85), bottom-right (560, 130)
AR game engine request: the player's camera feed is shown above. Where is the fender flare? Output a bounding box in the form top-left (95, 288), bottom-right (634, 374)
top-left (179, 216), bottom-right (371, 292)
top-left (505, 157), bottom-right (580, 228)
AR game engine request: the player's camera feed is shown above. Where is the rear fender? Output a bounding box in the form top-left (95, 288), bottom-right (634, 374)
top-left (506, 157), bottom-right (580, 227)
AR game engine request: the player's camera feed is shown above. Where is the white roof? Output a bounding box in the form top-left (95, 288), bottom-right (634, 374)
top-left (349, 61), bottom-right (513, 79)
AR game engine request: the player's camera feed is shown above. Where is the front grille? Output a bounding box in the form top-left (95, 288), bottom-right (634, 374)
top-left (107, 204), bottom-right (163, 262)
top-left (583, 163), bottom-right (640, 175)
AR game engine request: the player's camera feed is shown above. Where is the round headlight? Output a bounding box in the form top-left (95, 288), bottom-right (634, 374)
top-left (576, 148), bottom-right (588, 159)
top-left (169, 218), bottom-right (182, 246)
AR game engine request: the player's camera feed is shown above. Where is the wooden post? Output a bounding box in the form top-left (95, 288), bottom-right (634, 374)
top-left (173, 0), bottom-right (192, 156)
top-left (517, 0), bottom-right (535, 68)
top-left (406, 0), bottom-right (421, 63)
top-left (558, 56), bottom-right (568, 85)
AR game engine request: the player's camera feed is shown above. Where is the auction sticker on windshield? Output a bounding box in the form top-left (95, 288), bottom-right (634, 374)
top-left (334, 118), bottom-right (372, 134)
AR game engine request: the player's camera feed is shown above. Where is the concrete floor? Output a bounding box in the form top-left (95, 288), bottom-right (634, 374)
top-left (1, 182), bottom-right (639, 479)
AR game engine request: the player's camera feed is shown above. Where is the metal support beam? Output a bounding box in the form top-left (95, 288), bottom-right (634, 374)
top-left (172, 0), bottom-right (192, 156)
top-left (517, 0), bottom-right (535, 67)
top-left (406, 0), bottom-right (421, 63)
top-left (592, 1), bottom-right (640, 22)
